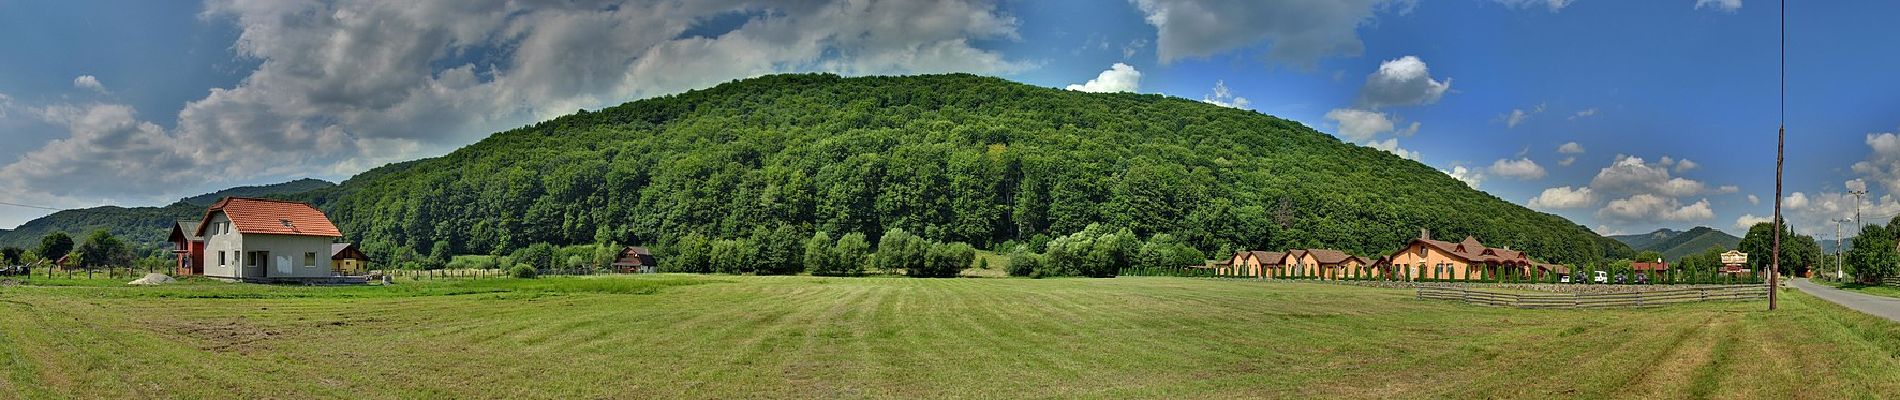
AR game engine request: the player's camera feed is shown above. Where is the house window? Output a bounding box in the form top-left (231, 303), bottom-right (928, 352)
top-left (219, 251), bottom-right (227, 266)
top-left (304, 252), bottom-right (317, 268)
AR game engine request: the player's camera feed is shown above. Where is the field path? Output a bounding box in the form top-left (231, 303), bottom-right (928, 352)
top-left (1790, 278), bottom-right (1900, 323)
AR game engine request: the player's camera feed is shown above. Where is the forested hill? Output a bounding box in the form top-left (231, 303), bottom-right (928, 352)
top-left (0, 179), bottom-right (335, 249)
top-left (320, 73), bottom-right (1631, 264)
top-left (1612, 226), bottom-right (1742, 262)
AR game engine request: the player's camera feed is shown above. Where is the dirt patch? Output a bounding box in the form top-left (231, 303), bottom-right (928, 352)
top-left (157, 319), bottom-right (283, 354)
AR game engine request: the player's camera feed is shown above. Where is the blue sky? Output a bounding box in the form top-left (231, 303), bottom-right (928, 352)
top-left (0, 0), bottom-right (1895, 242)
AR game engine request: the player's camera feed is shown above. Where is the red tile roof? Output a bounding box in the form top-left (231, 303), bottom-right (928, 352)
top-left (194, 197), bottom-right (343, 238)
top-left (1631, 261), bottom-right (1668, 271)
top-left (1405, 235), bottom-right (1531, 266)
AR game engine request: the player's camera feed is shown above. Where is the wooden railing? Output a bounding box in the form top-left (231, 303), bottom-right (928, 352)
top-left (1416, 285), bottom-right (1767, 309)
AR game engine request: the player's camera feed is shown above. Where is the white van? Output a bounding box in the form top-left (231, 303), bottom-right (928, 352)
top-left (1593, 270), bottom-right (1609, 284)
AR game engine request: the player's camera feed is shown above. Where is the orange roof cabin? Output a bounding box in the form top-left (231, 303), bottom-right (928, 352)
top-left (1274, 249), bottom-right (1369, 279)
top-left (168, 220), bottom-right (205, 276)
top-left (612, 246), bottom-right (658, 273)
top-left (193, 197), bottom-right (351, 283)
top-left (1381, 229), bottom-right (1548, 281)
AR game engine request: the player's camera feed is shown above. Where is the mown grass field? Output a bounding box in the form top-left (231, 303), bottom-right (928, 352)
top-left (2, 275), bottom-right (1897, 399)
top-left (1834, 282), bottom-right (1900, 299)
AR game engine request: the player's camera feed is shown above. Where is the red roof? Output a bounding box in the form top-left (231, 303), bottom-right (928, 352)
top-left (194, 197), bottom-right (342, 238)
top-left (1403, 235), bottom-right (1531, 266)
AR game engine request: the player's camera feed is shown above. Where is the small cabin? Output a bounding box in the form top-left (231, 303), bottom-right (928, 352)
top-left (612, 246), bottom-right (657, 273)
top-left (331, 243), bottom-right (371, 275)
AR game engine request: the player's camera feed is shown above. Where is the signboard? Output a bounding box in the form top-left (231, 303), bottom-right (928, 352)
top-left (1720, 250), bottom-right (1748, 266)
top-left (1723, 265), bottom-right (1746, 273)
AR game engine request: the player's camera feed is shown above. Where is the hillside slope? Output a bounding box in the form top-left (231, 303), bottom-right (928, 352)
top-left (0, 179), bottom-right (335, 248)
top-left (1612, 226), bottom-right (1741, 261)
top-left (322, 73), bottom-right (1630, 264)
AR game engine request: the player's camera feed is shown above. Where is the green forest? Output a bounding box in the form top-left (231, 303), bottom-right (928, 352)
top-left (303, 73), bottom-right (1630, 265)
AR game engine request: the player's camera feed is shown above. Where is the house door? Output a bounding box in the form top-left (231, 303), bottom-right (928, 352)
top-left (253, 251), bottom-right (270, 278)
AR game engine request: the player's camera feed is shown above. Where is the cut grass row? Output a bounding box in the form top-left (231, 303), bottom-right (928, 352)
top-left (1, 275), bottom-right (1896, 398)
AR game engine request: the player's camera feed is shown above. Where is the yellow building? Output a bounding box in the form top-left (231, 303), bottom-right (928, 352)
top-left (1378, 230), bottom-right (1554, 281)
top-left (1215, 251), bottom-right (1284, 277)
top-left (330, 243), bottom-right (371, 276)
top-left (1275, 249), bottom-right (1369, 279)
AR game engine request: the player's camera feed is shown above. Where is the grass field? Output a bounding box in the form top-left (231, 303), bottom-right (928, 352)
top-left (2, 275), bottom-right (1897, 399)
top-left (1833, 282), bottom-right (1900, 299)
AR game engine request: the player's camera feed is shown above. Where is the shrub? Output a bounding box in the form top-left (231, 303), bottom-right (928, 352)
top-left (510, 264), bottom-right (538, 279)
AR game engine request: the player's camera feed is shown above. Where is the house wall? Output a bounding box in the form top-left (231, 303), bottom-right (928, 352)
top-left (202, 212), bottom-right (336, 280)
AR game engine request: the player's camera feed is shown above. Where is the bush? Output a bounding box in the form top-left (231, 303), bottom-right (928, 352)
top-left (510, 264), bottom-right (539, 279)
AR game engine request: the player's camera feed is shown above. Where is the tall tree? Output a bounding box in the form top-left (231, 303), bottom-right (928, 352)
top-left (37, 232), bottom-right (74, 263)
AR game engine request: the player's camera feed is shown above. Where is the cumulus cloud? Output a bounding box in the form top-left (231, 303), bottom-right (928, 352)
top-left (1589, 155), bottom-right (1715, 197)
top-left (1528, 186), bottom-right (1596, 209)
top-left (72, 75), bottom-right (106, 93)
top-left (1675, 158), bottom-right (1699, 172)
top-left (1365, 138), bottom-right (1419, 160)
top-left (1498, 102), bottom-right (1544, 128)
top-left (1446, 165), bottom-right (1483, 189)
top-left (1, 0), bottom-right (1032, 202)
top-left (1557, 141), bottom-right (1585, 154)
top-left (1559, 156), bottom-right (1576, 167)
top-left (1132, 0), bottom-right (1404, 67)
top-left (1067, 63), bottom-right (1142, 93)
top-left (1784, 192), bottom-right (1809, 209)
top-left (1357, 55), bottom-right (1451, 108)
top-left (1488, 158), bottom-right (1546, 180)
top-left (1851, 132), bottom-right (1900, 194)
top-left (1734, 214), bottom-right (1772, 230)
top-left (1716, 185), bottom-right (1738, 194)
top-left (1597, 194), bottom-right (1713, 223)
top-left (1325, 108), bottom-right (1393, 141)
top-left (1695, 0), bottom-right (1742, 13)
top-left (1200, 80), bottom-right (1249, 108)
top-left (1495, 0), bottom-right (1575, 12)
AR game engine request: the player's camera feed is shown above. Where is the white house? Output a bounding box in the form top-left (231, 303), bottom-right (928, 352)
top-left (194, 197), bottom-right (345, 282)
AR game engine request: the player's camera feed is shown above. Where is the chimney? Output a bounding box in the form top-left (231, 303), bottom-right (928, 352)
top-left (1420, 228), bottom-right (1431, 241)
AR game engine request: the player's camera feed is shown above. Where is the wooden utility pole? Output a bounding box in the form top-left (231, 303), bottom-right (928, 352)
top-left (1769, 0), bottom-right (1785, 310)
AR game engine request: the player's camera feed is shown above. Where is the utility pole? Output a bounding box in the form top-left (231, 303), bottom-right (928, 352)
top-left (1835, 218), bottom-right (1852, 280)
top-left (1768, 0), bottom-right (1785, 311)
top-left (1849, 189), bottom-right (1867, 229)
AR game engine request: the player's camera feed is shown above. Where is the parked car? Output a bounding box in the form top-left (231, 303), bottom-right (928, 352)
top-left (1560, 274), bottom-right (1572, 283)
top-left (1615, 273), bottom-right (1628, 284)
top-left (1593, 271), bottom-right (1609, 284)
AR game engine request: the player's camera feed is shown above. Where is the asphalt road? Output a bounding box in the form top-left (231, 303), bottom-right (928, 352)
top-left (1790, 278), bottom-right (1900, 323)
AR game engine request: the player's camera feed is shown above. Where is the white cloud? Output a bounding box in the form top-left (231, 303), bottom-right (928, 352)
top-left (1488, 158), bottom-right (1546, 180)
top-left (1122, 39), bottom-right (1148, 60)
top-left (72, 75), bottom-right (106, 93)
top-left (1557, 141), bottom-right (1585, 154)
top-left (1784, 192), bottom-right (1809, 210)
top-left (1695, 0), bottom-right (1742, 13)
top-left (1846, 178), bottom-right (1868, 192)
top-left (1067, 63), bottom-right (1142, 93)
top-left (1589, 155), bottom-right (1713, 197)
top-left (1325, 108), bottom-right (1395, 141)
top-left (1200, 80), bottom-right (1249, 108)
top-left (1674, 158), bottom-right (1698, 172)
top-left (1715, 185), bottom-right (1738, 194)
top-left (1503, 109), bottom-right (1529, 128)
top-left (1735, 214), bottom-right (1772, 230)
top-left (1568, 108), bottom-right (1597, 120)
top-left (1528, 186), bottom-right (1596, 209)
top-left (1, 0), bottom-right (1033, 201)
top-left (1495, 0), bottom-right (1575, 12)
top-left (1594, 225), bottom-right (1625, 236)
top-left (1597, 194), bottom-right (1713, 223)
top-left (1365, 138), bottom-right (1419, 160)
top-left (1747, 194), bottom-right (1759, 205)
top-left (1357, 55), bottom-right (1451, 108)
top-left (1132, 0), bottom-right (1404, 67)
top-left (1851, 132), bottom-right (1900, 194)
top-left (1559, 156), bottom-right (1576, 167)
top-left (1446, 165), bottom-right (1484, 189)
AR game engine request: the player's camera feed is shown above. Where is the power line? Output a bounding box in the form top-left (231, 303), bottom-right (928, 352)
top-left (0, 200), bottom-right (63, 211)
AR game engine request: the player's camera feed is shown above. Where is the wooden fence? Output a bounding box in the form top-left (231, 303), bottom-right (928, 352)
top-left (1416, 285), bottom-right (1767, 309)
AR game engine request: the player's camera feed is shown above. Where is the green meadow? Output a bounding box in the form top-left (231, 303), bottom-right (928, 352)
top-left (1, 275), bottom-right (1896, 399)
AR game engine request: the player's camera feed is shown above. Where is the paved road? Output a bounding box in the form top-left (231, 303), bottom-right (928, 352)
top-left (1789, 278), bottom-right (1900, 323)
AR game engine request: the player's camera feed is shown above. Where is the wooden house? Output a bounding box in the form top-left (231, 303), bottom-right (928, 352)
top-left (612, 246), bottom-right (658, 273)
top-left (330, 243), bottom-right (370, 275)
top-left (168, 220), bottom-right (205, 276)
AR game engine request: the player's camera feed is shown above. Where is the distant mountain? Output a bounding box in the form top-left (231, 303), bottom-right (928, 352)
top-left (178, 178), bottom-right (335, 206)
top-left (1611, 226), bottom-right (1742, 261)
top-left (0, 179), bottom-right (335, 249)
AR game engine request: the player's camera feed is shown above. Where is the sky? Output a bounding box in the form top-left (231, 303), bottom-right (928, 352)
top-left (0, 0), bottom-right (1896, 242)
